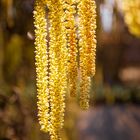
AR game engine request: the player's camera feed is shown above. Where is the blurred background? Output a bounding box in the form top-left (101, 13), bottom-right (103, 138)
top-left (0, 0), bottom-right (140, 140)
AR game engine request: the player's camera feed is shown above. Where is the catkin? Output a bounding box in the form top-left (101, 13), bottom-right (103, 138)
top-left (64, 0), bottom-right (78, 97)
top-left (122, 0), bottom-right (140, 37)
top-left (33, 0), bottom-right (50, 132)
top-left (33, 0), bottom-right (97, 139)
top-left (78, 0), bottom-right (96, 109)
top-left (48, 0), bottom-right (67, 139)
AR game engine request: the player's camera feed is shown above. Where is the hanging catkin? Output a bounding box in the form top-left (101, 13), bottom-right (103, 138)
top-left (64, 0), bottom-right (78, 97)
top-left (33, 0), bottom-right (50, 132)
top-left (33, 0), bottom-right (97, 139)
top-left (78, 0), bottom-right (96, 109)
top-left (122, 0), bottom-right (140, 37)
top-left (48, 0), bottom-right (68, 139)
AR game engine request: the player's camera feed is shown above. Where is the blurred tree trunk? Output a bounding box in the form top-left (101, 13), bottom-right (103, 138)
top-left (0, 25), bottom-right (7, 91)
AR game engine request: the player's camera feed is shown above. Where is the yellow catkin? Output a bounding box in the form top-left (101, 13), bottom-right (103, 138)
top-left (48, 0), bottom-right (67, 139)
top-left (64, 0), bottom-right (78, 97)
top-left (33, 0), bottom-right (50, 132)
top-left (78, 0), bottom-right (96, 109)
top-left (33, 0), bottom-right (97, 138)
top-left (122, 0), bottom-right (140, 37)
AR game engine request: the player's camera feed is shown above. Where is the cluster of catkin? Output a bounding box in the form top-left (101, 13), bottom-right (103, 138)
top-left (122, 0), bottom-right (140, 37)
top-left (33, 0), bottom-right (96, 139)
